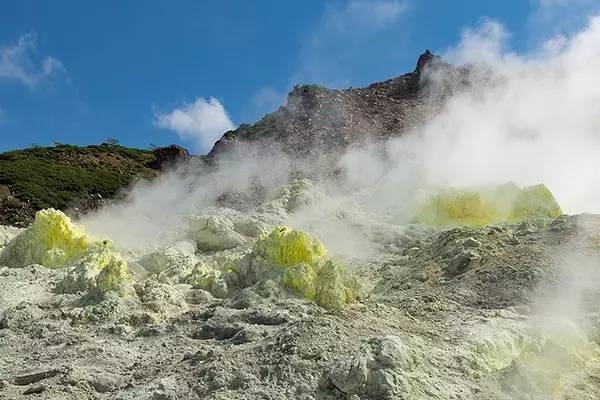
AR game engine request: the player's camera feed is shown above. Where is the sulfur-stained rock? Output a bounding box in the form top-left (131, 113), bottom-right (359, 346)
top-left (227, 226), bottom-right (362, 309)
top-left (56, 248), bottom-right (131, 296)
top-left (0, 209), bottom-right (132, 297)
top-left (184, 262), bottom-right (225, 296)
top-left (0, 209), bottom-right (94, 268)
top-left (414, 183), bottom-right (562, 227)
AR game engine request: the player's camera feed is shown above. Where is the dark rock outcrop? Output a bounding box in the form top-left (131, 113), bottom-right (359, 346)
top-left (149, 145), bottom-right (191, 170)
top-left (208, 51), bottom-right (467, 160)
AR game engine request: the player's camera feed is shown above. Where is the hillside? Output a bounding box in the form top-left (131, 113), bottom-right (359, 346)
top-left (0, 51), bottom-right (459, 227)
top-left (0, 143), bottom-right (189, 226)
top-left (209, 50), bottom-right (467, 159)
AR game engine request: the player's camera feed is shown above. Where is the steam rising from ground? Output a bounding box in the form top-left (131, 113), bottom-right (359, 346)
top-left (84, 16), bottom-right (600, 255)
top-left (81, 147), bottom-right (291, 252)
top-left (343, 16), bottom-right (600, 215)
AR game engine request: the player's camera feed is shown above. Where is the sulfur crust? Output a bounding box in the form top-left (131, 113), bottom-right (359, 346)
top-left (0, 208), bottom-right (131, 295)
top-left (414, 183), bottom-right (562, 227)
top-left (234, 226), bottom-right (362, 309)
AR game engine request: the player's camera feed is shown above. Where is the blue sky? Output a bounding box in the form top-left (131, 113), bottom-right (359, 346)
top-left (0, 0), bottom-right (596, 153)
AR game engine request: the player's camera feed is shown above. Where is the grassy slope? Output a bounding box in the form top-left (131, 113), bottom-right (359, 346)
top-left (0, 144), bottom-right (159, 225)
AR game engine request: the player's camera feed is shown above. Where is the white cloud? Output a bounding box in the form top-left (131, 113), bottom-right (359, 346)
top-left (155, 97), bottom-right (235, 151)
top-left (0, 33), bottom-right (66, 87)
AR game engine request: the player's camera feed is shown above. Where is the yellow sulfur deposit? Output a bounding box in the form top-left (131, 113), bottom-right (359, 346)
top-left (414, 183), bottom-right (562, 227)
top-left (57, 247), bottom-right (132, 295)
top-left (231, 226), bottom-right (362, 309)
top-left (254, 226), bottom-right (328, 266)
top-left (185, 263), bottom-right (222, 291)
top-left (88, 249), bottom-right (131, 294)
top-left (0, 208), bottom-right (131, 295)
top-left (0, 208), bottom-right (93, 268)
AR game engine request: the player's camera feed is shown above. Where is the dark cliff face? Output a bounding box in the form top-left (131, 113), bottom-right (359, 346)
top-left (208, 51), bottom-right (468, 160)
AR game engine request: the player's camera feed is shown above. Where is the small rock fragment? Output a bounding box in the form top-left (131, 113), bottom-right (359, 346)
top-left (447, 249), bottom-right (480, 275)
top-left (462, 237), bottom-right (481, 248)
top-left (372, 336), bottom-right (414, 370)
top-left (23, 384), bottom-right (46, 395)
top-left (89, 372), bottom-right (124, 393)
top-left (329, 352), bottom-right (369, 395)
top-left (13, 368), bottom-right (60, 385)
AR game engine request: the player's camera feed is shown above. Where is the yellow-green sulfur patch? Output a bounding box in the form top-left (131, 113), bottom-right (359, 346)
top-left (1, 208), bottom-right (130, 295)
top-left (233, 226), bottom-right (362, 309)
top-left (0, 208), bottom-right (93, 268)
top-left (254, 226), bottom-right (328, 266)
top-left (185, 263), bottom-right (222, 291)
top-left (57, 247), bottom-right (132, 295)
top-left (88, 249), bottom-right (131, 294)
top-left (414, 183), bottom-right (562, 227)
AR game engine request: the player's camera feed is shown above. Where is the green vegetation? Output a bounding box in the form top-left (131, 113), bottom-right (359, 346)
top-left (0, 144), bottom-right (157, 210)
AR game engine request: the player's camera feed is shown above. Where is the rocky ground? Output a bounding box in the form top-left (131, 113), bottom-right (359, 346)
top-left (1, 176), bottom-right (600, 400)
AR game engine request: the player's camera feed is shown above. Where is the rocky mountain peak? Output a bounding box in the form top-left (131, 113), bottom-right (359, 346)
top-left (208, 51), bottom-right (460, 160)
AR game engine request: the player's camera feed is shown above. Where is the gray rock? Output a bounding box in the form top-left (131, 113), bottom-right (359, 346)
top-left (184, 288), bottom-right (216, 305)
top-left (231, 326), bottom-right (264, 344)
top-left (329, 351), bottom-right (369, 394)
top-left (151, 377), bottom-right (178, 399)
top-left (89, 372), bottom-right (124, 393)
top-left (1, 302), bottom-right (45, 331)
top-left (366, 369), bottom-right (399, 400)
top-left (372, 336), bottom-right (414, 370)
top-left (245, 309), bottom-right (290, 325)
top-left (516, 221), bottom-right (535, 234)
top-left (13, 367), bottom-right (61, 385)
top-left (152, 390), bottom-right (173, 400)
top-left (189, 215), bottom-right (246, 251)
top-left (462, 237), bottom-right (481, 248)
top-left (23, 383), bottom-right (46, 395)
top-left (138, 241), bottom-right (198, 284)
top-left (447, 249), bottom-right (480, 275)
